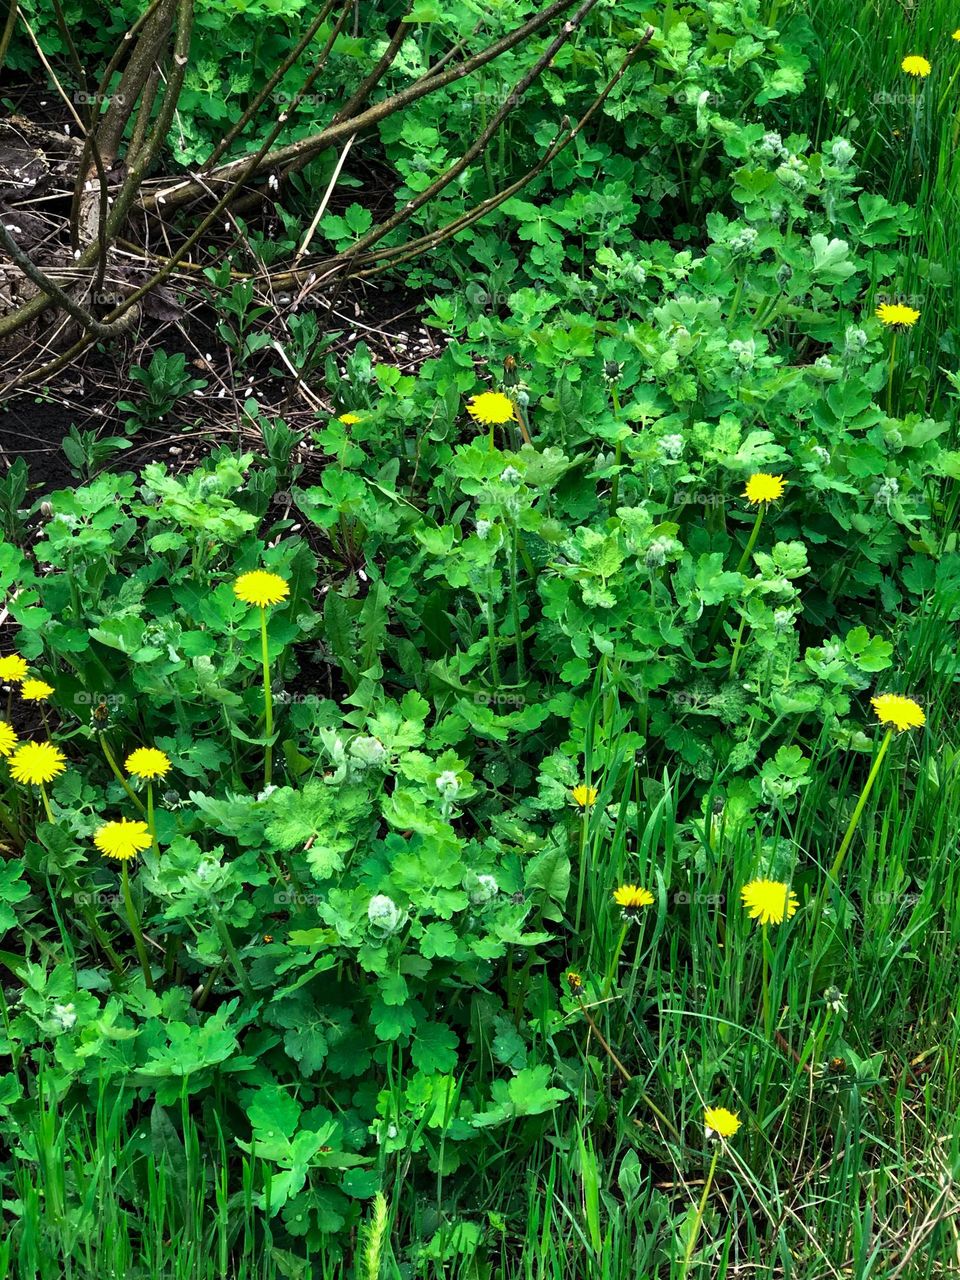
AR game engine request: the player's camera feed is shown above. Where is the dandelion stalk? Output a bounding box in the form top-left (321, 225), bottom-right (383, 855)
top-left (509, 524), bottom-right (524, 679)
top-left (259, 604), bottom-right (274, 788)
top-left (233, 571), bottom-right (290, 790)
top-left (146, 781), bottom-right (157, 855)
top-left (120, 863), bottom-right (153, 989)
top-left (99, 734), bottom-right (147, 815)
top-left (682, 1145), bottom-right (720, 1275)
top-left (603, 920), bottom-right (629, 995)
top-left (828, 728), bottom-right (892, 883)
top-left (125, 749), bottom-right (171, 854)
top-left (886, 331), bottom-right (897, 416)
top-left (939, 49), bottom-right (960, 112)
top-left (608, 382), bottom-right (623, 516)
top-left (876, 304), bottom-right (920, 416)
top-left (37, 782), bottom-right (55, 825)
top-left (604, 885), bottom-right (655, 996)
top-left (735, 505), bottom-right (767, 576)
top-left (707, 475), bottom-right (785, 653)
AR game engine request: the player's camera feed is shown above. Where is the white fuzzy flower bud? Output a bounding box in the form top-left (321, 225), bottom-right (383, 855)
top-left (367, 894), bottom-right (404, 935)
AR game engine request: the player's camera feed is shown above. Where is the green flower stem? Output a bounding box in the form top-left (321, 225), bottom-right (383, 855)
top-left (38, 782), bottom-right (55, 825)
top-left (707, 504), bottom-right (767, 654)
top-left (121, 862), bottom-right (153, 990)
top-left (603, 920), bottom-right (629, 996)
top-left (940, 59), bottom-right (960, 112)
top-left (608, 385), bottom-right (622, 516)
top-left (735, 505), bottom-right (766, 575)
top-left (761, 923), bottom-right (771, 1039)
top-left (260, 605), bottom-right (274, 789)
top-left (214, 912), bottom-right (255, 1000)
top-left (509, 525), bottom-right (524, 679)
top-left (681, 1144), bottom-right (721, 1274)
top-left (828, 728), bottom-right (893, 883)
top-left (146, 781), bottom-right (158, 855)
top-left (573, 810), bottom-right (590, 934)
top-left (99, 735), bottom-right (146, 815)
top-left (886, 331), bottom-right (898, 416)
top-left (727, 614), bottom-right (749, 680)
top-left (485, 569), bottom-right (501, 688)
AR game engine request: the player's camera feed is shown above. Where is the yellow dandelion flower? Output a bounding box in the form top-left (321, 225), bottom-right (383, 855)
top-left (741, 879), bottom-right (799, 927)
top-left (571, 783), bottom-right (598, 808)
top-left (871, 693), bottom-right (925, 733)
top-left (94, 818), bottom-right (152, 862)
top-left (0, 655), bottom-right (28, 683)
top-left (901, 55), bottom-right (931, 77)
top-left (233, 570), bottom-right (290, 608)
top-left (613, 884), bottom-right (655, 917)
top-left (743, 473), bottom-right (786, 505)
top-left (704, 1106), bottom-right (741, 1139)
top-left (566, 971), bottom-right (584, 993)
top-left (0, 722), bottom-right (18, 757)
top-left (953, 30), bottom-right (960, 40)
top-left (20, 679), bottom-right (53, 703)
top-left (338, 412), bottom-right (362, 425)
top-left (876, 302), bottom-right (920, 327)
top-left (466, 391), bottom-right (516, 426)
top-left (125, 747), bottom-right (172, 780)
top-left (9, 741), bottom-right (67, 786)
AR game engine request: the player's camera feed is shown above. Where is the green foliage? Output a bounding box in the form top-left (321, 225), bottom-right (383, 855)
top-left (4, 0), bottom-right (960, 1276)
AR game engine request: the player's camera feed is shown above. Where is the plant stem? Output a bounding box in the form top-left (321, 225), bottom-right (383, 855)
top-left (602, 921), bottom-right (629, 996)
top-left (99, 734), bottom-right (147, 815)
top-left (682, 1145), bottom-right (720, 1274)
top-left (38, 783), bottom-right (55, 825)
top-left (121, 863), bottom-right (153, 990)
top-left (573, 809), bottom-right (590, 933)
top-left (735, 506), bottom-right (766, 575)
top-left (509, 524), bottom-right (524, 679)
top-left (761, 923), bottom-right (771, 1038)
top-left (574, 998), bottom-right (680, 1141)
top-left (706, 505), bottom-right (766, 654)
top-left (727, 614), bottom-right (748, 679)
top-left (146, 780), bottom-right (158, 855)
top-left (485, 569), bottom-right (501, 687)
top-left (887, 331), bottom-right (898, 416)
top-left (608, 384), bottom-right (622, 515)
top-left (828, 729), bottom-right (893, 882)
top-left (214, 912), bottom-right (255, 1000)
top-left (260, 605), bottom-right (274, 788)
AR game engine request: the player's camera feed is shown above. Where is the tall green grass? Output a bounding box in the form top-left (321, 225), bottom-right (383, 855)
top-left (785, 0), bottom-right (960, 403)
